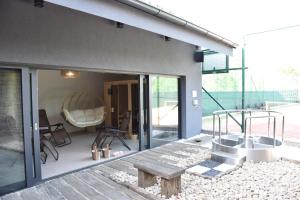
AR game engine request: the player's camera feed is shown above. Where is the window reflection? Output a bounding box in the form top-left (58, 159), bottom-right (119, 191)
top-left (151, 76), bottom-right (179, 147)
top-left (0, 69), bottom-right (26, 195)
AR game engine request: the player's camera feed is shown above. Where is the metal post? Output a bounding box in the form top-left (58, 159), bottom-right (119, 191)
top-left (213, 114), bottom-right (215, 138)
top-left (244, 119), bottom-right (247, 148)
top-left (241, 48), bottom-right (246, 133)
top-left (273, 118), bottom-right (276, 147)
top-left (282, 116), bottom-right (285, 142)
top-left (218, 115), bottom-right (221, 144)
top-left (249, 111), bottom-right (252, 136)
top-left (268, 112), bottom-right (270, 137)
top-left (225, 112), bottom-right (228, 135)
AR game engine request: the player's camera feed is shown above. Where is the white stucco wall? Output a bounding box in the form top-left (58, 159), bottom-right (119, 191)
top-left (0, 0), bottom-right (202, 138)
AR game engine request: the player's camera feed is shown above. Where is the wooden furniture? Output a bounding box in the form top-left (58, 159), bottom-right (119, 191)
top-left (134, 160), bottom-right (185, 198)
top-left (104, 80), bottom-right (138, 138)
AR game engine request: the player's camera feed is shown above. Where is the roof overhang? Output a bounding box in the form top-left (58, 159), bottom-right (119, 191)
top-left (45, 0), bottom-right (237, 55)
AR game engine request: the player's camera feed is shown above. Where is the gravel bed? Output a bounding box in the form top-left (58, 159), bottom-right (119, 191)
top-left (111, 160), bottom-right (300, 200)
top-left (160, 149), bottom-right (210, 168)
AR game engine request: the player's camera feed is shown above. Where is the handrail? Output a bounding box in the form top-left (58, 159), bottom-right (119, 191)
top-left (244, 115), bottom-right (276, 147)
top-left (202, 87), bottom-right (242, 128)
top-left (213, 109), bottom-right (285, 148)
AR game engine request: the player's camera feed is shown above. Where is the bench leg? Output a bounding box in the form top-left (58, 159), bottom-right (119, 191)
top-left (138, 170), bottom-right (157, 188)
top-left (161, 176), bottom-right (181, 198)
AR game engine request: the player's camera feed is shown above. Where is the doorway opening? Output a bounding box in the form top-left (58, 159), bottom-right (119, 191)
top-left (37, 69), bottom-right (140, 179)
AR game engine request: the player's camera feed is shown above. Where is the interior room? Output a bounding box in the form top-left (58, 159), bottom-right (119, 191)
top-left (38, 69), bottom-right (140, 179)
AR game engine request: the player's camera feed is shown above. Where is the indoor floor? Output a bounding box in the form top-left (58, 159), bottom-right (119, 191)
top-left (41, 131), bottom-right (139, 179)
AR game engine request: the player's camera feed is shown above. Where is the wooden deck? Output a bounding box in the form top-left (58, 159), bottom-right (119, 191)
top-left (1, 139), bottom-right (211, 200)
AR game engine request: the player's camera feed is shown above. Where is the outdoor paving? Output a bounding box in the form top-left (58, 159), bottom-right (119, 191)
top-left (2, 134), bottom-right (300, 200)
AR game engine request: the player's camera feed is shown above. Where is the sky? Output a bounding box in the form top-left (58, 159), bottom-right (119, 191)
top-left (140, 0), bottom-right (300, 43)
top-left (141, 0), bottom-right (300, 90)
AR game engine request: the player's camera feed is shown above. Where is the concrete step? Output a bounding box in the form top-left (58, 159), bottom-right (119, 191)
top-left (211, 150), bottom-right (246, 165)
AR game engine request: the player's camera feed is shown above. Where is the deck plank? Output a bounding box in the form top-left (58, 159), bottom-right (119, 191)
top-left (144, 151), bottom-right (179, 163)
top-left (20, 187), bottom-right (51, 200)
top-left (88, 170), bottom-right (148, 200)
top-left (4, 140), bottom-right (210, 200)
top-left (132, 151), bottom-right (178, 164)
top-left (121, 156), bottom-right (141, 164)
top-left (93, 164), bottom-right (120, 177)
top-left (134, 160), bottom-right (185, 180)
top-left (1, 192), bottom-right (23, 200)
top-left (49, 178), bottom-right (90, 200)
top-left (62, 174), bottom-right (108, 200)
top-left (42, 183), bottom-right (67, 200)
top-left (74, 171), bottom-right (133, 200)
top-left (105, 160), bottom-right (137, 176)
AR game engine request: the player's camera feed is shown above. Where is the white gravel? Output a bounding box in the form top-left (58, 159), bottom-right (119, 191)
top-left (110, 171), bottom-right (137, 185)
top-left (160, 149), bottom-right (210, 168)
top-left (111, 160), bottom-right (300, 200)
top-left (172, 160), bottom-right (300, 200)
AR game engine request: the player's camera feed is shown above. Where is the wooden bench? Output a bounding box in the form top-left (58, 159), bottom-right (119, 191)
top-left (134, 160), bottom-right (185, 198)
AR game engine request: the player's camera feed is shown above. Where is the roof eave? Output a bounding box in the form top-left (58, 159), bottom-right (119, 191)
top-left (116, 0), bottom-right (238, 48)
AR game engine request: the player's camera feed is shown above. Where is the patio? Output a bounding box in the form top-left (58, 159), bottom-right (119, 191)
top-left (2, 135), bottom-right (300, 200)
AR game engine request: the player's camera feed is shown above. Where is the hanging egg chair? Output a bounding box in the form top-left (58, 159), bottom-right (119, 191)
top-left (62, 92), bottom-right (105, 128)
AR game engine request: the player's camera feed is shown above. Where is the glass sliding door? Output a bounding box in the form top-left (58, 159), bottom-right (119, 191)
top-left (0, 69), bottom-right (26, 195)
top-left (0, 67), bottom-right (40, 195)
top-left (150, 76), bottom-right (179, 147)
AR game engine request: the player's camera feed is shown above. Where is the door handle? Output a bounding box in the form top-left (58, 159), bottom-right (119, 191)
top-left (34, 123), bottom-right (38, 131)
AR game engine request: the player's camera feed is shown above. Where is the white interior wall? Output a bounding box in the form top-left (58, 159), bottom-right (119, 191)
top-left (38, 70), bottom-right (136, 132)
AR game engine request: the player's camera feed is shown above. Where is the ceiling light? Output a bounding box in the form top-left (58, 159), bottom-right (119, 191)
top-left (61, 70), bottom-right (80, 79)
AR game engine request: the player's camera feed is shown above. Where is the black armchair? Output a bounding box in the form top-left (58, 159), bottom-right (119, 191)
top-left (93, 111), bottom-right (131, 151)
top-left (39, 109), bottom-right (72, 147)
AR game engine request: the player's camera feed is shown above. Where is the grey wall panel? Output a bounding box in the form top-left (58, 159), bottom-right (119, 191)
top-left (0, 0), bottom-right (202, 138)
top-left (45, 0), bottom-right (234, 55)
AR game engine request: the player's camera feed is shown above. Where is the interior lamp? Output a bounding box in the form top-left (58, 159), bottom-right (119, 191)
top-left (61, 70), bottom-right (80, 79)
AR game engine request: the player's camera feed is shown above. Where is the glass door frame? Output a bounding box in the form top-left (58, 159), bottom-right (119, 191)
top-left (0, 66), bottom-right (41, 191)
top-left (138, 74), bottom-right (183, 150)
top-left (138, 75), bottom-right (150, 150)
top-left (27, 69), bottom-right (41, 185)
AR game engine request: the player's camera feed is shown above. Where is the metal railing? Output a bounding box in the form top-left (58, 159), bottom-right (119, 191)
top-left (212, 109), bottom-right (285, 147)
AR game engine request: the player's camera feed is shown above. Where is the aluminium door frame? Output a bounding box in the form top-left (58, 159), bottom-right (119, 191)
top-left (140, 74), bottom-right (183, 149)
top-left (0, 66), bottom-right (41, 188)
top-left (28, 69), bottom-right (42, 184)
top-left (138, 75), bottom-right (145, 151)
